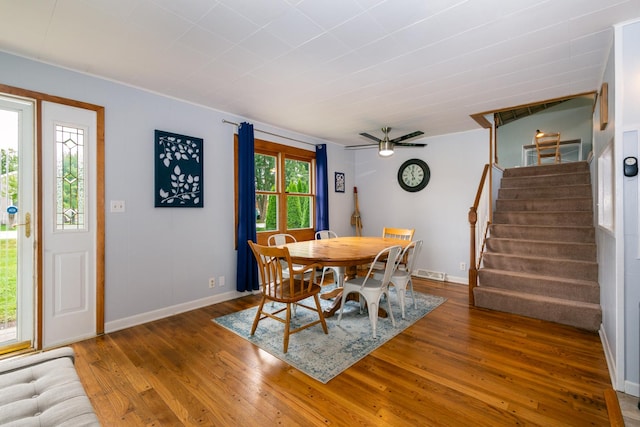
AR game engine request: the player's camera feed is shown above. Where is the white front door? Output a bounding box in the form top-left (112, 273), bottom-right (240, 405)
top-left (42, 101), bottom-right (97, 348)
top-left (0, 95), bottom-right (35, 351)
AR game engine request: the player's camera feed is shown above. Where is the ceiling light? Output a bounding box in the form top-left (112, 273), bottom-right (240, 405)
top-left (378, 139), bottom-right (394, 157)
top-left (536, 129), bottom-right (545, 137)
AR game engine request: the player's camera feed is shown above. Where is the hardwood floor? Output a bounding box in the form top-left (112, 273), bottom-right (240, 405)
top-left (71, 279), bottom-right (614, 426)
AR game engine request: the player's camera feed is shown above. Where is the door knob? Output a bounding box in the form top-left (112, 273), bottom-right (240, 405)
top-left (12, 212), bottom-right (31, 238)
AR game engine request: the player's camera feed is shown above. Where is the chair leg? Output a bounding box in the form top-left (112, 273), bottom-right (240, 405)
top-left (409, 278), bottom-right (417, 310)
top-left (313, 294), bottom-right (328, 334)
top-left (367, 301), bottom-right (378, 338)
top-left (385, 290), bottom-right (395, 328)
top-left (337, 290), bottom-right (350, 325)
top-left (283, 303), bottom-right (292, 353)
top-left (392, 277), bottom-right (409, 319)
top-left (398, 289), bottom-right (406, 319)
top-left (250, 297), bottom-right (267, 335)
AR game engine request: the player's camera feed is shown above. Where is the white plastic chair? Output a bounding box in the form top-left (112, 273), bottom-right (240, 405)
top-left (337, 245), bottom-right (401, 338)
top-left (375, 240), bottom-right (423, 319)
top-left (314, 230), bottom-right (343, 286)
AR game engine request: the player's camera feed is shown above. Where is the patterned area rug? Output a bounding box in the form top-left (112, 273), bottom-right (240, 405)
top-left (213, 287), bottom-right (446, 383)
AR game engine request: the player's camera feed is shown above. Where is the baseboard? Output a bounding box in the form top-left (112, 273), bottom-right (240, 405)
top-left (105, 289), bottom-right (249, 333)
top-left (600, 325), bottom-right (621, 391)
top-left (445, 274), bottom-right (468, 285)
top-left (624, 380), bottom-right (640, 398)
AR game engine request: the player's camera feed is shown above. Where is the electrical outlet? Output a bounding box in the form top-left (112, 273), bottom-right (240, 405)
top-left (459, 262), bottom-right (466, 271)
top-left (209, 277), bottom-right (215, 288)
top-left (110, 200), bottom-right (125, 213)
top-left (218, 276), bottom-right (225, 287)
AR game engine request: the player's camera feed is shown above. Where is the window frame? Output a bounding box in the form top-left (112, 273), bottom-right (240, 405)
top-left (235, 136), bottom-right (316, 246)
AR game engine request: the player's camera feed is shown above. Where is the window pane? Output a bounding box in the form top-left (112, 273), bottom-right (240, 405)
top-left (286, 195), bottom-right (312, 229)
top-left (284, 159), bottom-right (310, 194)
top-left (55, 125), bottom-right (85, 231)
top-left (256, 194), bottom-right (277, 232)
top-left (255, 154), bottom-right (276, 192)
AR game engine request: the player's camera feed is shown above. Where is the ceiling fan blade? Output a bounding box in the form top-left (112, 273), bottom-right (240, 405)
top-left (395, 142), bottom-right (427, 147)
top-left (345, 143), bottom-right (379, 150)
top-left (359, 132), bottom-right (382, 143)
top-left (389, 130), bottom-right (424, 144)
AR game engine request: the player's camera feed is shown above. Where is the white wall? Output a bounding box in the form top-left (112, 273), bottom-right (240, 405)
top-left (620, 19), bottom-right (640, 397)
top-left (353, 129), bottom-right (489, 283)
top-left (594, 28), bottom-right (620, 392)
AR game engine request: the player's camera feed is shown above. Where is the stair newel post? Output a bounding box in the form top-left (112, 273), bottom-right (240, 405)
top-left (468, 207), bottom-right (478, 305)
top-left (469, 164), bottom-right (489, 306)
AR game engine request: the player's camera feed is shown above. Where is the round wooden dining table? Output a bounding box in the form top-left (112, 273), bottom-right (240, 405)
top-left (284, 236), bottom-right (411, 317)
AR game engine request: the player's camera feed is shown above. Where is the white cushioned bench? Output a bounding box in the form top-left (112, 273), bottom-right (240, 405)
top-left (0, 347), bottom-right (99, 426)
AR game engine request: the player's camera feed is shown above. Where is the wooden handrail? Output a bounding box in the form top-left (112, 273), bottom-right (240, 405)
top-left (468, 164), bottom-right (490, 305)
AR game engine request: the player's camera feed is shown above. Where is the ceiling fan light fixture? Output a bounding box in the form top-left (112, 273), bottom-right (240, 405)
top-left (378, 140), bottom-right (394, 157)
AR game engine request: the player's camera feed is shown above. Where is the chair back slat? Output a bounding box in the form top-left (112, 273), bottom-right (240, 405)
top-left (363, 245), bottom-right (402, 289)
top-left (267, 233), bottom-right (296, 246)
top-left (399, 240), bottom-right (423, 274)
top-left (382, 227), bottom-right (414, 241)
top-left (535, 132), bottom-right (561, 164)
top-left (248, 241), bottom-right (317, 300)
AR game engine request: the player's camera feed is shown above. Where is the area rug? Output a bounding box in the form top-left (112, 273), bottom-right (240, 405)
top-left (212, 287), bottom-right (446, 383)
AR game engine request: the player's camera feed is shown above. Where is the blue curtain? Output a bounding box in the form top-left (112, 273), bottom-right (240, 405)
top-left (316, 144), bottom-right (329, 231)
top-left (236, 122), bottom-right (258, 292)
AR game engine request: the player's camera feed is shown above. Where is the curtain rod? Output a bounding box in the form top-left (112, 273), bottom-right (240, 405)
top-left (222, 119), bottom-right (318, 147)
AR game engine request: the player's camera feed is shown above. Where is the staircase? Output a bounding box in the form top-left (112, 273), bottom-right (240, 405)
top-left (473, 161), bottom-right (602, 331)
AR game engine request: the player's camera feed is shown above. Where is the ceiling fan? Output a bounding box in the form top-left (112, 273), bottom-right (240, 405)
top-left (347, 127), bottom-right (426, 157)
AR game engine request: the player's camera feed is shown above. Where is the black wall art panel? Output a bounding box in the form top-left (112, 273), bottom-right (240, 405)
top-left (155, 130), bottom-right (203, 207)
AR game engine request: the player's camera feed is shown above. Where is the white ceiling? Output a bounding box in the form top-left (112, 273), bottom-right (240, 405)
top-left (1, 0), bottom-right (639, 146)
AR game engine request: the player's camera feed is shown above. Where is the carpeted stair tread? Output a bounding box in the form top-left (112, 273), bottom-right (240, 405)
top-left (485, 237), bottom-right (596, 261)
top-left (483, 252), bottom-right (597, 281)
top-left (478, 268), bottom-right (599, 303)
top-left (473, 286), bottom-right (601, 331)
top-left (496, 197), bottom-right (593, 212)
top-left (501, 172), bottom-right (590, 188)
top-left (490, 224), bottom-right (595, 243)
top-left (498, 184), bottom-right (592, 199)
top-left (503, 161), bottom-right (589, 177)
top-left (493, 211), bottom-right (593, 226)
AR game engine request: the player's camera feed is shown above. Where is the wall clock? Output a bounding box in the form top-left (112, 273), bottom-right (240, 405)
top-left (398, 158), bottom-right (430, 192)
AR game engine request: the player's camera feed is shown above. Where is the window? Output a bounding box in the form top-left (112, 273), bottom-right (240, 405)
top-left (236, 137), bottom-right (316, 245)
top-left (55, 124), bottom-right (86, 230)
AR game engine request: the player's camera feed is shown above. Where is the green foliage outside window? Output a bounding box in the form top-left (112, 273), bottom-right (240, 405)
top-left (256, 154), bottom-right (312, 232)
top-left (1, 149), bottom-right (18, 206)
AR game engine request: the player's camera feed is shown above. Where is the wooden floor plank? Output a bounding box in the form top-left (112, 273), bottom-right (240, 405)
top-left (70, 279), bottom-right (615, 426)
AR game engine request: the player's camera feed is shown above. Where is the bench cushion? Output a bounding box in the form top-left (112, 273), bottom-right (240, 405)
top-left (0, 347), bottom-right (99, 426)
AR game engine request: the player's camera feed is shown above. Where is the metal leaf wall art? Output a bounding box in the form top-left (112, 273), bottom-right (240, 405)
top-left (154, 130), bottom-right (203, 207)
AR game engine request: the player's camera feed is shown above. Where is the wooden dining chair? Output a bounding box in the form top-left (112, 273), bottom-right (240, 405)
top-left (534, 132), bottom-right (561, 165)
top-left (374, 227), bottom-right (415, 270)
top-left (382, 227), bottom-right (415, 240)
top-left (267, 233), bottom-right (305, 279)
top-left (248, 241), bottom-right (328, 353)
top-left (337, 245), bottom-right (402, 338)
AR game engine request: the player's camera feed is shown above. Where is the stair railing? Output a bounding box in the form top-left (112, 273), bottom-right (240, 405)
top-left (468, 164), bottom-right (491, 305)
